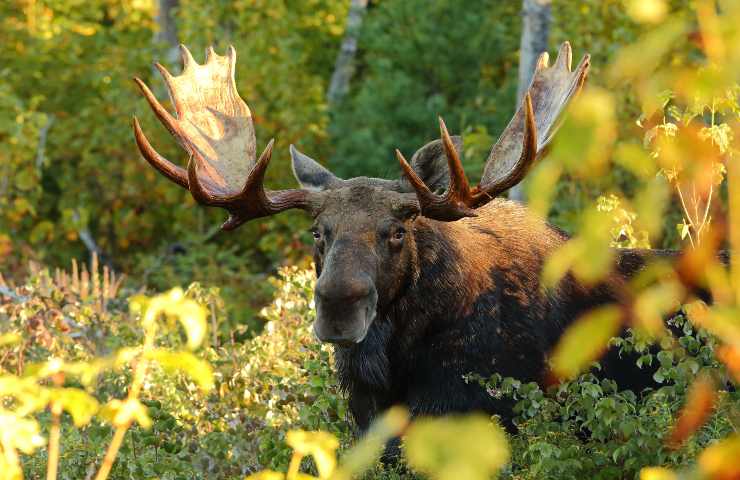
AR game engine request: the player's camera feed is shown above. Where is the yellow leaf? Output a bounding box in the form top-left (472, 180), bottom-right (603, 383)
top-left (405, 414), bottom-right (509, 480)
top-left (639, 467), bottom-right (677, 480)
top-left (334, 406), bottom-right (409, 479)
top-left (100, 398), bottom-right (151, 429)
top-left (0, 333), bottom-right (21, 347)
top-left (626, 0), bottom-right (668, 24)
top-left (145, 349), bottom-right (214, 391)
top-left (285, 430), bottom-right (339, 479)
top-left (53, 388), bottom-right (99, 427)
top-left (550, 305), bottom-right (622, 380)
top-left (698, 434), bottom-right (740, 480)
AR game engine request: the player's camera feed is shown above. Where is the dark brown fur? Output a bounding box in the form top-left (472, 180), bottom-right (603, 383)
top-left (308, 194), bottom-right (675, 436)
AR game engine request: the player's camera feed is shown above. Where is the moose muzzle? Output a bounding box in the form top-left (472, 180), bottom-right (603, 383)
top-left (313, 236), bottom-right (378, 345)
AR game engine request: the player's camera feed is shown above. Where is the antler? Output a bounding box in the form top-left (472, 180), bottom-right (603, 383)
top-left (397, 42), bottom-right (590, 221)
top-left (132, 45), bottom-right (313, 230)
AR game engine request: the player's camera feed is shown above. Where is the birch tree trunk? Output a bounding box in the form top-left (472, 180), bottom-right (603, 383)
top-left (156, 0), bottom-right (180, 65)
top-left (327, 0), bottom-right (369, 106)
top-left (509, 0), bottom-right (552, 202)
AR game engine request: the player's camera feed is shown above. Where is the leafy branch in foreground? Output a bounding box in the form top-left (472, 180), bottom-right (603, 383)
top-left (0, 287), bottom-right (212, 480)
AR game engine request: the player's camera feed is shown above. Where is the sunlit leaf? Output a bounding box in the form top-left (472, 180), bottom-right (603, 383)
top-left (0, 333), bottom-right (21, 347)
top-left (134, 288), bottom-right (208, 349)
top-left (550, 305), bottom-right (622, 380)
top-left (613, 142), bottom-right (658, 179)
top-left (698, 434), bottom-right (740, 480)
top-left (639, 467), bottom-right (677, 480)
top-left (633, 281), bottom-right (684, 336)
top-left (405, 414), bottom-right (509, 480)
top-left (334, 406), bottom-right (409, 479)
top-left (716, 345), bottom-right (740, 382)
top-left (52, 388), bottom-right (99, 427)
top-left (608, 19), bottom-right (687, 84)
top-left (667, 374), bottom-right (717, 449)
top-left (285, 430), bottom-right (339, 479)
top-left (542, 208), bottom-right (614, 287)
top-left (549, 88), bottom-right (616, 179)
top-left (145, 349), bottom-right (214, 391)
top-left (99, 398), bottom-right (152, 429)
top-left (626, 0), bottom-right (668, 24)
top-left (0, 412), bottom-right (45, 454)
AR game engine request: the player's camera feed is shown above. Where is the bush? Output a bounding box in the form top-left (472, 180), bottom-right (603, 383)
top-left (470, 314), bottom-right (738, 479)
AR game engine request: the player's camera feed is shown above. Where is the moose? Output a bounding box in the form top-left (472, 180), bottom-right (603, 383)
top-left (131, 42), bottom-right (684, 435)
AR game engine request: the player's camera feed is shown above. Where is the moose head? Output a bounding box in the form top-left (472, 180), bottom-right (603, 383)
top-left (132, 43), bottom-right (589, 346)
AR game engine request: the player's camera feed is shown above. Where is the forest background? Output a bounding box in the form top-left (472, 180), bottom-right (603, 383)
top-left (1, 1), bottom-right (740, 479)
top-left (2, 0), bottom-right (700, 328)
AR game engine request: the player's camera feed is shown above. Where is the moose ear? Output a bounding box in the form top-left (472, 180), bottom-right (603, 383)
top-left (404, 136), bottom-right (463, 193)
top-left (290, 145), bottom-right (342, 191)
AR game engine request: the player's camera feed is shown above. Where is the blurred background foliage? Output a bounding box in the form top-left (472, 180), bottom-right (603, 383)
top-left (2, 1), bottom-right (740, 479)
top-left (0, 0), bottom-right (719, 332)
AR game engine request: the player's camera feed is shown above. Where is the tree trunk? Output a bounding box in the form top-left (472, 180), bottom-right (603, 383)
top-left (509, 0), bottom-right (552, 202)
top-left (327, 0), bottom-right (369, 106)
top-left (156, 0), bottom-right (180, 65)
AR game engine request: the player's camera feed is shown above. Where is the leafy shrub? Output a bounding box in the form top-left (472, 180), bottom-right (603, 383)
top-left (469, 313), bottom-right (738, 479)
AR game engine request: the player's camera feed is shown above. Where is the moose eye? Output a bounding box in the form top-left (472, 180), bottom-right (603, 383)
top-left (393, 229), bottom-right (405, 241)
top-left (311, 230), bottom-right (321, 242)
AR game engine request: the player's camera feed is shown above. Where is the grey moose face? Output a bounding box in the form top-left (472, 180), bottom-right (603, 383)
top-left (290, 146), bottom-right (421, 345)
top-left (307, 184), bottom-right (420, 345)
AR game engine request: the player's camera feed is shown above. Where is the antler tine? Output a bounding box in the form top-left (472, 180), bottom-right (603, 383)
top-left (179, 44), bottom-right (198, 72)
top-left (439, 117), bottom-right (472, 198)
top-left (536, 51), bottom-right (550, 71)
top-left (555, 41), bottom-right (572, 70)
top-left (473, 93), bottom-right (537, 200)
top-left (397, 41), bottom-right (589, 222)
top-left (205, 46), bottom-right (214, 62)
top-left (396, 149), bottom-right (435, 201)
top-left (395, 118), bottom-right (477, 221)
top-left (133, 77), bottom-right (189, 147)
top-left (132, 117), bottom-right (188, 188)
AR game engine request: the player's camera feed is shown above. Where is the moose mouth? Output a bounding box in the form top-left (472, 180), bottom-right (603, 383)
top-left (313, 290), bottom-right (378, 346)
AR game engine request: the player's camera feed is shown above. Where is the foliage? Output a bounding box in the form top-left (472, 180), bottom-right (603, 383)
top-left (469, 314), bottom-right (738, 479)
top-left (329, 0), bottom-right (521, 181)
top-left (3, 0), bottom-right (740, 479)
top-left (0, 0), bottom-right (341, 283)
top-left (0, 261), bottom-right (212, 480)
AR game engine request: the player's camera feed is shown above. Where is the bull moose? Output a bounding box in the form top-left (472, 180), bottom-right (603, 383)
top-left (131, 42), bottom-right (679, 435)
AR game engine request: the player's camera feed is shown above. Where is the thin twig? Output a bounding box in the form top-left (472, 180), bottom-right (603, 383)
top-left (94, 331), bottom-right (154, 480)
top-left (697, 184), bottom-right (714, 239)
top-left (46, 400), bottom-right (62, 480)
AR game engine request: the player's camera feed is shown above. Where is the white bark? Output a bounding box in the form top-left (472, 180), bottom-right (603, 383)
top-left (509, 0), bottom-right (551, 202)
top-left (327, 0), bottom-right (369, 106)
top-left (155, 0), bottom-right (180, 64)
